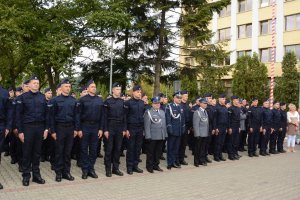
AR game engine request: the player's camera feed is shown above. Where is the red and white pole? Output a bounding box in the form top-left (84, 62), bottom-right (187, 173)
top-left (270, 0), bottom-right (276, 109)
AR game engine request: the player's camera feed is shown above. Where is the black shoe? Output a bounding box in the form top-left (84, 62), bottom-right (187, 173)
top-left (180, 161), bottom-right (188, 165)
top-left (133, 167), bottom-right (143, 173)
top-left (172, 164), bottom-right (180, 168)
top-left (167, 165), bottom-right (172, 170)
top-left (88, 171), bottom-right (98, 179)
top-left (194, 164), bottom-right (199, 167)
top-left (175, 161), bottom-right (181, 167)
top-left (18, 165), bottom-right (23, 173)
top-left (214, 158), bottom-right (220, 162)
top-left (160, 156), bottom-right (166, 160)
top-left (97, 153), bottom-right (104, 158)
top-left (112, 169), bottom-right (124, 176)
top-left (11, 159), bottom-right (18, 164)
top-left (127, 169), bottom-right (133, 175)
top-left (0, 183), bottom-right (3, 189)
top-left (22, 178), bottom-right (30, 186)
top-left (62, 173), bottom-right (74, 181)
top-left (253, 152), bottom-right (259, 157)
top-left (153, 166), bottom-right (163, 172)
top-left (106, 171), bottom-right (112, 177)
top-left (82, 172), bottom-right (88, 179)
top-left (199, 162), bottom-right (207, 166)
top-left (219, 157), bottom-right (226, 161)
top-left (205, 157), bottom-right (212, 163)
top-left (32, 176), bottom-right (45, 184)
top-left (260, 152), bottom-right (266, 156)
top-left (248, 153), bottom-right (253, 157)
top-left (4, 152), bottom-right (9, 157)
top-left (147, 168), bottom-right (154, 173)
top-left (228, 156), bottom-right (235, 160)
top-left (279, 149), bottom-right (286, 153)
top-left (71, 154), bottom-right (77, 160)
top-left (55, 174), bottom-right (62, 182)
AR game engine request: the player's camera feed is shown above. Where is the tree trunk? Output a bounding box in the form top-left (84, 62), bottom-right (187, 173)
top-left (153, 6), bottom-right (166, 96)
top-left (45, 65), bottom-right (56, 96)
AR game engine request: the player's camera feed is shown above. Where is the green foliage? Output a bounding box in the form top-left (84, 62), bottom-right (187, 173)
top-left (274, 52), bottom-right (300, 105)
top-left (232, 53), bottom-right (269, 101)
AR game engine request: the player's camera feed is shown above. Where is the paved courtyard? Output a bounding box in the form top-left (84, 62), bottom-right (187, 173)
top-left (0, 144), bottom-right (299, 200)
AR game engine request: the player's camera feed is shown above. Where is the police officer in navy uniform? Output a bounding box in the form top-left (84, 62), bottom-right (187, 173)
top-left (48, 79), bottom-right (77, 182)
top-left (77, 80), bottom-right (104, 179)
top-left (0, 85), bottom-right (11, 189)
top-left (178, 90), bottom-right (190, 166)
top-left (124, 85), bottom-right (145, 175)
top-left (103, 83), bottom-right (127, 177)
top-left (270, 101), bottom-right (281, 154)
top-left (166, 91), bottom-right (185, 169)
top-left (204, 93), bottom-right (215, 163)
top-left (247, 98), bottom-right (263, 157)
top-left (213, 94), bottom-right (228, 162)
top-left (227, 96), bottom-right (241, 160)
top-left (278, 102), bottom-right (287, 153)
top-left (16, 76), bottom-right (48, 186)
top-left (260, 99), bottom-right (273, 156)
top-left (41, 88), bottom-right (53, 162)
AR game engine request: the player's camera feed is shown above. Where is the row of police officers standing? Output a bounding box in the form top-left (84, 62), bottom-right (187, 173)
top-left (0, 76), bottom-right (289, 189)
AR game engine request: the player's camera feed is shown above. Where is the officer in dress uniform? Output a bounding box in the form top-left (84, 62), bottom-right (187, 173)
top-left (16, 76), bottom-right (48, 186)
top-left (247, 98), bottom-right (263, 157)
top-left (0, 85), bottom-right (11, 189)
top-left (41, 88), bottom-right (52, 162)
top-left (239, 99), bottom-right (248, 152)
top-left (193, 98), bottom-right (210, 167)
top-left (260, 99), bottom-right (273, 156)
top-left (188, 96), bottom-right (201, 154)
top-left (213, 94), bottom-right (228, 162)
top-left (270, 101), bottom-right (281, 154)
top-left (178, 90), bottom-right (190, 166)
top-left (144, 96), bottom-right (167, 173)
top-left (227, 96), bottom-right (241, 160)
top-left (48, 79), bottom-right (77, 182)
top-left (77, 80), bottom-right (104, 179)
top-left (124, 85), bottom-right (145, 175)
top-left (166, 91), bottom-right (185, 170)
top-left (13, 86), bottom-right (26, 172)
top-left (277, 102), bottom-right (287, 153)
top-left (103, 83), bottom-right (127, 177)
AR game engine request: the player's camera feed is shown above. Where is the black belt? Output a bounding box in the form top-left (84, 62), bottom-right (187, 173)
top-left (24, 121), bottom-right (44, 125)
top-left (82, 121), bottom-right (98, 125)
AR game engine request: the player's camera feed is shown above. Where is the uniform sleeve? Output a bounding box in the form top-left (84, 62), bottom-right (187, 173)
top-left (103, 101), bottom-right (108, 132)
top-left (48, 99), bottom-right (56, 134)
top-left (99, 102), bottom-right (104, 131)
top-left (5, 98), bottom-right (13, 130)
top-left (144, 110), bottom-right (151, 139)
top-left (228, 107), bottom-right (233, 129)
top-left (76, 99), bottom-right (82, 131)
top-left (193, 111), bottom-right (200, 137)
top-left (165, 104), bottom-right (173, 135)
top-left (123, 101), bottom-right (127, 132)
top-left (15, 95), bottom-right (24, 133)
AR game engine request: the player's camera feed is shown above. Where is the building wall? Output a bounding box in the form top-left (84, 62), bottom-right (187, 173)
top-left (180, 0), bottom-right (300, 79)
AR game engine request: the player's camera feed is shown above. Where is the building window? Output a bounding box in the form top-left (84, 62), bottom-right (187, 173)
top-left (260, 19), bottom-right (273, 35)
top-left (219, 5), bottom-right (231, 17)
top-left (260, 0), bottom-right (270, 7)
top-left (237, 50), bottom-right (252, 58)
top-left (285, 44), bottom-right (300, 60)
top-left (285, 14), bottom-right (300, 31)
top-left (185, 57), bottom-right (195, 67)
top-left (260, 48), bottom-right (276, 62)
top-left (218, 28), bottom-right (231, 41)
top-left (238, 0), bottom-right (252, 12)
top-left (238, 24), bottom-right (252, 38)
